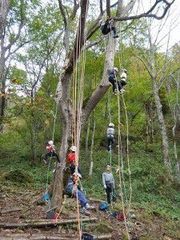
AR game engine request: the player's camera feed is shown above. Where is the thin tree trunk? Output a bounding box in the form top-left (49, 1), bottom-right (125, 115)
top-left (89, 113), bottom-right (96, 176)
top-left (153, 79), bottom-right (171, 171)
top-left (85, 118), bottom-right (90, 156)
top-left (0, 0), bottom-right (9, 131)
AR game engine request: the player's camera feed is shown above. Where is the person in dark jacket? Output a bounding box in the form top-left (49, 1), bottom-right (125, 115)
top-left (100, 17), bottom-right (118, 38)
top-left (108, 67), bottom-right (128, 94)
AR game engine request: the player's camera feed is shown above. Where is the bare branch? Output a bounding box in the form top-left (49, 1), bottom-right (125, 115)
top-left (85, 39), bottom-right (102, 50)
top-left (57, 0), bottom-right (67, 29)
top-left (70, 0), bottom-right (80, 20)
top-left (106, 0), bottom-right (111, 17)
top-left (100, 0), bottom-right (103, 15)
top-left (5, 40), bottom-right (31, 61)
top-left (134, 55), bottom-right (154, 79)
top-left (114, 0), bottom-right (175, 21)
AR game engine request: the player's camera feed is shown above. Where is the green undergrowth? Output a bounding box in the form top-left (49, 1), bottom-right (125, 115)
top-left (0, 145), bottom-right (179, 222)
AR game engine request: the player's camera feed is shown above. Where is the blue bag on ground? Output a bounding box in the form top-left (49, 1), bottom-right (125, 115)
top-left (99, 201), bottom-right (109, 211)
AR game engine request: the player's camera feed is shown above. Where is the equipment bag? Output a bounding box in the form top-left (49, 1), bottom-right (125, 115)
top-left (99, 201), bottom-right (109, 211)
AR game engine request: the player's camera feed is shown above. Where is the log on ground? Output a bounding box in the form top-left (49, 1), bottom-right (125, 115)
top-left (0, 217), bottom-right (98, 229)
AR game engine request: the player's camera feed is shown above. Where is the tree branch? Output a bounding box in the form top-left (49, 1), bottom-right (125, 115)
top-left (100, 0), bottom-right (103, 15)
top-left (57, 0), bottom-right (67, 29)
top-left (134, 55), bottom-right (154, 79)
top-left (70, 0), bottom-right (80, 20)
top-left (5, 0), bottom-right (25, 51)
top-left (106, 0), bottom-right (111, 17)
top-left (114, 0), bottom-right (175, 21)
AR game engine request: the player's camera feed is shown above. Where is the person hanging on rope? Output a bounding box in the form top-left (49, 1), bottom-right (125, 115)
top-left (107, 122), bottom-right (115, 151)
top-left (43, 140), bottom-right (60, 164)
top-left (65, 172), bottom-right (94, 215)
top-left (108, 67), bottom-right (119, 94)
top-left (119, 68), bottom-right (128, 93)
top-left (100, 17), bottom-right (118, 38)
top-left (108, 67), bottom-right (128, 94)
top-left (102, 165), bottom-right (115, 204)
top-left (66, 145), bottom-right (82, 175)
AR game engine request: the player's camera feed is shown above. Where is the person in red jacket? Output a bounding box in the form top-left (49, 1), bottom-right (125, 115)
top-left (43, 140), bottom-right (60, 164)
top-left (67, 145), bottom-right (76, 165)
top-left (67, 146), bottom-right (81, 175)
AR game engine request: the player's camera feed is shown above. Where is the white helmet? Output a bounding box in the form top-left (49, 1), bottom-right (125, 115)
top-left (70, 146), bottom-right (76, 152)
top-left (48, 140), bottom-right (53, 145)
top-left (109, 123), bottom-right (114, 127)
top-left (122, 68), bottom-right (127, 73)
top-left (73, 172), bottom-right (82, 178)
top-left (114, 67), bottom-right (118, 72)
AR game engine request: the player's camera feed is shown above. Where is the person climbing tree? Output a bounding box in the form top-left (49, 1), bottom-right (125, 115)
top-left (43, 140), bottom-right (60, 164)
top-left (107, 122), bottom-right (115, 151)
top-left (108, 67), bottom-right (119, 94)
top-left (100, 17), bottom-right (118, 38)
top-left (102, 165), bottom-right (115, 204)
top-left (66, 146), bottom-right (81, 175)
top-left (65, 172), bottom-right (94, 215)
top-left (108, 67), bottom-right (127, 94)
top-left (119, 68), bottom-right (128, 93)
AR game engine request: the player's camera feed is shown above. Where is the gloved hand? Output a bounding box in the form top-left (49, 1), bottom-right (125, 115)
top-left (104, 185), bottom-right (107, 189)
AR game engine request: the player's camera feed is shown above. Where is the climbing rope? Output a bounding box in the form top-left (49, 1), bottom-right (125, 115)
top-left (114, 21), bottom-right (131, 240)
top-left (121, 94), bottom-right (132, 214)
top-left (71, 5), bottom-right (88, 239)
top-left (116, 89), bottom-right (130, 240)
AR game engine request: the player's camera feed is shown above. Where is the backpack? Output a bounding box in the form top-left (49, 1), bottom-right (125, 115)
top-left (99, 201), bottom-right (109, 211)
top-left (81, 233), bottom-right (94, 240)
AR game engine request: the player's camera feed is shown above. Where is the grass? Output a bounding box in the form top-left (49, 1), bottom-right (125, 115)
top-left (0, 145), bottom-right (179, 222)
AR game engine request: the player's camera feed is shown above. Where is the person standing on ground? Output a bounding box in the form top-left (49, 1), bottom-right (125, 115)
top-left (102, 165), bottom-right (115, 204)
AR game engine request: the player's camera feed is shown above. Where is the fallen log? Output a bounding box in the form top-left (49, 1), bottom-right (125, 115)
top-left (0, 233), bottom-right (112, 240)
top-left (0, 208), bottom-right (22, 214)
top-left (89, 198), bottom-right (104, 203)
top-left (0, 217), bottom-right (98, 229)
top-left (0, 233), bottom-right (77, 240)
top-left (95, 234), bottom-right (112, 239)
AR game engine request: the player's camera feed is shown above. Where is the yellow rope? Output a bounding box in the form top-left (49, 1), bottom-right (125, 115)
top-left (115, 22), bottom-right (131, 239)
top-left (116, 84), bottom-right (130, 240)
top-left (121, 94), bottom-right (132, 214)
top-left (71, 5), bottom-right (88, 238)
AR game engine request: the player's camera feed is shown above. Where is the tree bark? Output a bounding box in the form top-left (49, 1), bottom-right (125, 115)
top-left (153, 79), bottom-right (171, 171)
top-left (89, 114), bottom-right (96, 176)
top-left (0, 0), bottom-right (9, 131)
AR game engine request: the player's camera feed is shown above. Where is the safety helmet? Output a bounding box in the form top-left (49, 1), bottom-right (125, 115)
top-left (48, 140), bottom-right (53, 145)
top-left (109, 123), bottom-right (114, 127)
top-left (70, 146), bottom-right (76, 152)
top-left (73, 172), bottom-right (82, 178)
top-left (106, 165), bottom-right (111, 170)
top-left (114, 67), bottom-right (118, 72)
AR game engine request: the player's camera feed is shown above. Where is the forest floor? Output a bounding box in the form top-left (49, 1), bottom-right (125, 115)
top-left (0, 184), bottom-right (179, 240)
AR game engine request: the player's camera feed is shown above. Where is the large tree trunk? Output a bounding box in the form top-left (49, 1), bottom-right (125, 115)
top-left (153, 79), bottom-right (171, 171)
top-left (0, 0), bottom-right (9, 131)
